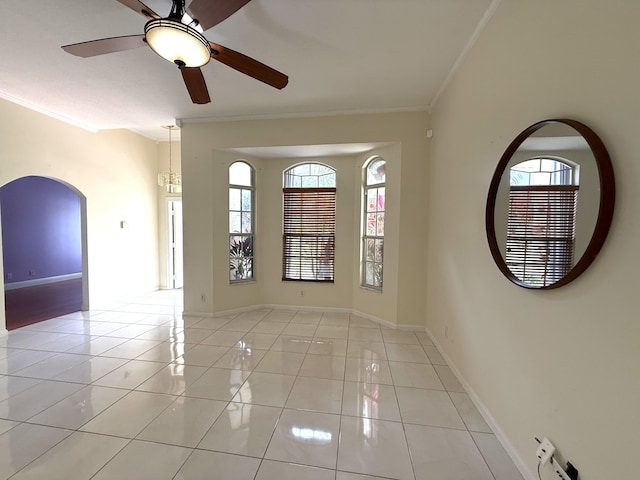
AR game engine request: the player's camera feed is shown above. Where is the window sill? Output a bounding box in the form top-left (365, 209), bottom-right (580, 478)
top-left (360, 285), bottom-right (383, 293)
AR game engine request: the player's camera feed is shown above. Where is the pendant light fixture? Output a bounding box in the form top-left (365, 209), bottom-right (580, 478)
top-left (158, 125), bottom-right (182, 193)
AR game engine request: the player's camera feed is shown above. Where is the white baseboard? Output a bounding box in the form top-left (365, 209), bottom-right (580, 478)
top-left (351, 309), bottom-right (423, 331)
top-left (425, 327), bottom-right (536, 480)
top-left (3, 272), bottom-right (82, 291)
top-left (182, 311), bottom-right (214, 318)
top-left (262, 304), bottom-right (351, 314)
top-left (186, 303), bottom-right (423, 331)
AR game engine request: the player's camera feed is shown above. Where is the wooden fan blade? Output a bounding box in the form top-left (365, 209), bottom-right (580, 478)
top-left (179, 66), bottom-right (211, 104)
top-left (187, 0), bottom-right (251, 31)
top-left (62, 35), bottom-right (147, 58)
top-left (116, 0), bottom-right (160, 19)
top-left (209, 41), bottom-right (288, 90)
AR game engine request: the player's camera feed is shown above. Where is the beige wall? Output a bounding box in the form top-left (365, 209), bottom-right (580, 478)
top-left (180, 111), bottom-right (429, 326)
top-left (428, 1), bottom-right (639, 479)
top-left (0, 99), bottom-right (160, 329)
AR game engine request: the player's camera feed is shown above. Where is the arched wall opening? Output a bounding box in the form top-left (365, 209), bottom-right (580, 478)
top-left (0, 176), bottom-right (88, 330)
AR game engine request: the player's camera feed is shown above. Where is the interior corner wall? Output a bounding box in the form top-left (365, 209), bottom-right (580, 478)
top-left (427, 1), bottom-right (640, 479)
top-left (180, 111), bottom-right (429, 325)
top-left (181, 132), bottom-right (214, 315)
top-left (0, 98), bottom-right (160, 329)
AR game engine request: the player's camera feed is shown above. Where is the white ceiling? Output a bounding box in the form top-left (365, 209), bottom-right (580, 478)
top-left (227, 142), bottom-right (387, 160)
top-left (520, 136), bottom-right (589, 152)
top-left (0, 0), bottom-right (495, 141)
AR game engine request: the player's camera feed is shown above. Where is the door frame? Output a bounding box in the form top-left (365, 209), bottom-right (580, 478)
top-left (166, 198), bottom-right (183, 289)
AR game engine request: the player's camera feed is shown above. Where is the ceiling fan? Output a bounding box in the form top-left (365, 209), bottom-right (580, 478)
top-left (62, 0), bottom-right (288, 104)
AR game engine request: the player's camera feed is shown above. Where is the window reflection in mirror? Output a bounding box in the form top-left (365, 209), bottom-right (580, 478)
top-left (486, 119), bottom-right (614, 289)
top-left (505, 158), bottom-right (578, 287)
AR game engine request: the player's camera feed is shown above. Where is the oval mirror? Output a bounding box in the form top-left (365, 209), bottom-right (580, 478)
top-left (486, 119), bottom-right (615, 289)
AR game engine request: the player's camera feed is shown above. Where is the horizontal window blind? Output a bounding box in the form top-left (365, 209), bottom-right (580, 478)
top-left (506, 185), bottom-right (578, 287)
top-left (282, 187), bottom-right (336, 282)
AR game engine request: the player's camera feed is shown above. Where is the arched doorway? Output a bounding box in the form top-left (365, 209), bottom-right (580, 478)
top-left (1, 176), bottom-right (88, 330)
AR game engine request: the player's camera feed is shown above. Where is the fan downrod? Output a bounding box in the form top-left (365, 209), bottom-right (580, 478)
top-left (169, 0), bottom-right (186, 20)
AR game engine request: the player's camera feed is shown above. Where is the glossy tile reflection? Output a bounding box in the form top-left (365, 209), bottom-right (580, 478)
top-left (338, 415), bottom-right (414, 480)
top-left (28, 385), bottom-right (128, 429)
top-left (174, 450), bottom-right (260, 480)
top-left (233, 371), bottom-right (295, 407)
top-left (0, 423), bottom-right (72, 479)
top-left (9, 431), bottom-right (128, 480)
top-left (405, 424), bottom-right (494, 480)
top-left (91, 440), bottom-right (191, 480)
top-left (0, 290), bottom-right (523, 480)
top-left (135, 364), bottom-right (207, 395)
top-left (265, 409), bottom-right (340, 468)
top-left (137, 396), bottom-right (227, 447)
top-left (199, 402), bottom-right (281, 457)
top-left (256, 460), bottom-right (335, 480)
top-left (286, 376), bottom-right (343, 414)
top-left (342, 381), bottom-right (401, 421)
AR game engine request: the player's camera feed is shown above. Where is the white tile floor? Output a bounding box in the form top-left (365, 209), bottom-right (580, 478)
top-left (0, 290), bottom-right (524, 480)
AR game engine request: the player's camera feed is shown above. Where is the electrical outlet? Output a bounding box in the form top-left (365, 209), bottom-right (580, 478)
top-left (536, 437), bottom-right (578, 480)
top-left (550, 457), bottom-right (572, 480)
top-left (300, 290), bottom-right (305, 297)
top-left (565, 461), bottom-right (579, 480)
top-left (200, 294), bottom-right (206, 302)
top-left (536, 437), bottom-right (556, 465)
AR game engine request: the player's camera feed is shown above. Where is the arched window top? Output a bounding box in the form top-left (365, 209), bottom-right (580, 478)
top-left (510, 157), bottom-right (576, 187)
top-left (284, 162), bottom-right (335, 188)
top-left (361, 157), bottom-right (385, 290)
top-left (229, 161), bottom-right (254, 187)
top-left (229, 161), bottom-right (254, 282)
top-left (365, 157), bottom-right (386, 186)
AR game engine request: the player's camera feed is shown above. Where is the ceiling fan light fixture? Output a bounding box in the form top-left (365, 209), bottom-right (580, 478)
top-left (145, 18), bottom-right (210, 67)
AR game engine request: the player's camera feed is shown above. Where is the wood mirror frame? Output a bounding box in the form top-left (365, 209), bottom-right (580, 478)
top-left (486, 119), bottom-right (615, 289)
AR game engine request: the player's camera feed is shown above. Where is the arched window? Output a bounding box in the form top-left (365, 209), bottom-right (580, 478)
top-left (282, 163), bottom-right (336, 282)
top-left (506, 157), bottom-right (578, 287)
top-left (229, 161), bottom-right (255, 282)
top-left (361, 157), bottom-right (386, 289)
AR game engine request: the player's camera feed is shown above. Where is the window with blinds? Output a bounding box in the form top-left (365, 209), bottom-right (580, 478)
top-left (506, 158), bottom-right (578, 287)
top-left (282, 163), bottom-right (336, 282)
